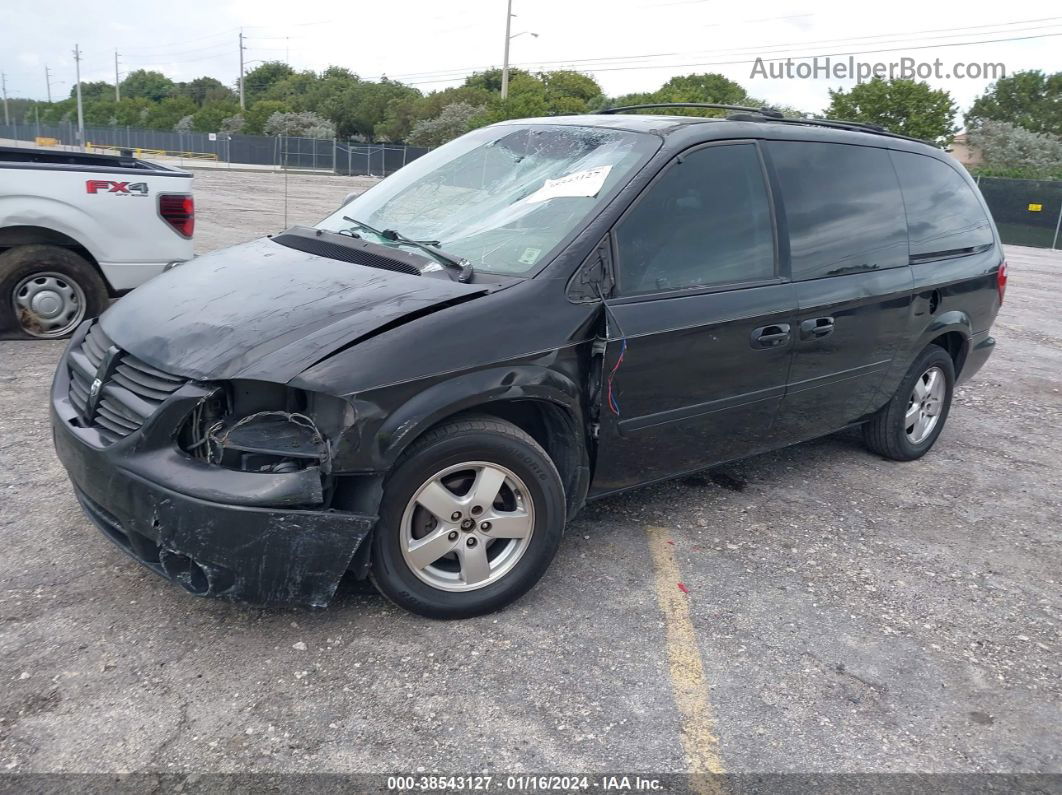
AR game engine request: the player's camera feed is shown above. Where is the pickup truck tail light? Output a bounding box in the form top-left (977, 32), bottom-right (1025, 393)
top-left (159, 194), bottom-right (195, 238)
top-left (997, 260), bottom-right (1008, 305)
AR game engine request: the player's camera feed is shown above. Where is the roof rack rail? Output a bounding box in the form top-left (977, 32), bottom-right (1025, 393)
top-left (769, 117), bottom-right (932, 145)
top-left (596, 103), bottom-right (935, 145)
top-left (780, 117), bottom-right (885, 133)
top-left (600, 102), bottom-right (784, 118)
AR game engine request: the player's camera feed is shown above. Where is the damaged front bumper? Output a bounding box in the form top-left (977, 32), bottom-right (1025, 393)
top-left (50, 332), bottom-right (375, 608)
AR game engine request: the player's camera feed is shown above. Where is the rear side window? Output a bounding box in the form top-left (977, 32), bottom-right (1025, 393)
top-left (615, 143), bottom-right (775, 297)
top-left (890, 151), bottom-right (994, 257)
top-left (768, 141), bottom-right (908, 280)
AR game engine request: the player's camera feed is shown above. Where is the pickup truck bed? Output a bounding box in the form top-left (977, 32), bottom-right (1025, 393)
top-left (0, 145), bottom-right (194, 338)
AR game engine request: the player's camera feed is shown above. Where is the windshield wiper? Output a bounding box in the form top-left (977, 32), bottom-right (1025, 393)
top-left (342, 216), bottom-right (474, 283)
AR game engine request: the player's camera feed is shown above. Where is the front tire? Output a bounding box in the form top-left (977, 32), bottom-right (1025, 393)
top-left (370, 416), bottom-right (566, 619)
top-left (863, 344), bottom-right (955, 461)
top-left (0, 245), bottom-right (109, 338)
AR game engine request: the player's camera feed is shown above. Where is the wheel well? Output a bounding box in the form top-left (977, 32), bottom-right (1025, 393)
top-left (928, 331), bottom-right (969, 376)
top-left (449, 400), bottom-right (590, 517)
top-left (0, 226), bottom-right (111, 294)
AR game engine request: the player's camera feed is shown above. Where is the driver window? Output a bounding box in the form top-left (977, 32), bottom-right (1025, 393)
top-left (615, 143), bottom-right (775, 297)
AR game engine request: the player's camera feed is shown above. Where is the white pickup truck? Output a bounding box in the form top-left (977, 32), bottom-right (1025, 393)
top-left (0, 145), bottom-right (194, 338)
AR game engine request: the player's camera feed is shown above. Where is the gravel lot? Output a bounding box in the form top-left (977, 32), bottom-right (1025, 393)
top-left (0, 167), bottom-right (1059, 778)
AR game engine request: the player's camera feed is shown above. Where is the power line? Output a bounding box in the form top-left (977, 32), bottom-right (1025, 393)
top-left (375, 15), bottom-right (1062, 82)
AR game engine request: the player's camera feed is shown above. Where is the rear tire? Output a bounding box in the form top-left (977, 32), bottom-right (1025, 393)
top-left (370, 416), bottom-right (566, 619)
top-left (863, 344), bottom-right (955, 461)
top-left (0, 245), bottom-right (108, 339)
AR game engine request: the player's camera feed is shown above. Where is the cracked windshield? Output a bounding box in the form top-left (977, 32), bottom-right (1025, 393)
top-left (318, 124), bottom-right (659, 275)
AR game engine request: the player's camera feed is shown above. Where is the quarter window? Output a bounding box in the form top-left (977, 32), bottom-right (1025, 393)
top-left (615, 143), bottom-right (775, 296)
top-left (768, 141), bottom-right (908, 280)
top-left (890, 151), bottom-right (994, 257)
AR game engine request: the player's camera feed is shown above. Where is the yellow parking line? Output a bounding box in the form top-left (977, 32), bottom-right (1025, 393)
top-left (646, 526), bottom-right (726, 785)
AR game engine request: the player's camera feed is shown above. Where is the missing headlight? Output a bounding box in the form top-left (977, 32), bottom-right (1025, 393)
top-left (210, 411), bottom-right (327, 472)
top-left (180, 384), bottom-right (330, 473)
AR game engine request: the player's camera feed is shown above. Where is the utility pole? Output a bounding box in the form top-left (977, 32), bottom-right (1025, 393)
top-left (114, 50), bottom-right (121, 102)
top-left (501, 0), bottom-right (513, 100)
top-left (1, 73), bottom-right (9, 125)
top-left (45, 65), bottom-right (53, 103)
top-left (238, 30), bottom-right (246, 109)
top-left (73, 44), bottom-right (85, 150)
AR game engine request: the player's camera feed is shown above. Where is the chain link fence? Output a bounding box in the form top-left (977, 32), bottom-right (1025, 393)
top-left (977, 176), bottom-right (1062, 249)
top-left (0, 121), bottom-right (430, 177)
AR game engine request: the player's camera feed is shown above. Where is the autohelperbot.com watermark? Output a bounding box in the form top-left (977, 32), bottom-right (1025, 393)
top-left (750, 56), bottom-right (1006, 81)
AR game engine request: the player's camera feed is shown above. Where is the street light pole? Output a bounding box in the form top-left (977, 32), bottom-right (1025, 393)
top-left (501, 0), bottom-right (513, 100)
top-left (238, 30), bottom-right (246, 110)
top-left (73, 44), bottom-right (85, 150)
top-left (1, 73), bottom-right (9, 126)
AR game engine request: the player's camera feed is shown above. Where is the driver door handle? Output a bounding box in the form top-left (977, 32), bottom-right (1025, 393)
top-left (750, 323), bottom-right (791, 349)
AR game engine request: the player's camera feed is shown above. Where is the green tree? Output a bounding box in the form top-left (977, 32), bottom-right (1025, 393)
top-left (71, 81), bottom-right (114, 103)
top-left (327, 78), bottom-right (421, 139)
top-left (825, 78), bottom-right (957, 145)
top-left (192, 101), bottom-right (240, 132)
top-left (474, 70), bottom-right (603, 126)
top-left (465, 68), bottom-right (530, 94)
top-left (143, 96), bottom-right (196, 130)
top-left (39, 98), bottom-right (76, 124)
top-left (179, 76), bottom-right (236, 107)
top-left (120, 70), bottom-right (175, 103)
top-left (263, 110), bottom-right (335, 138)
top-left (243, 100), bottom-right (290, 134)
top-left (406, 102), bottom-right (485, 147)
top-left (113, 97), bottom-right (152, 127)
top-left (5, 98), bottom-right (40, 124)
top-left (967, 120), bottom-right (1062, 179)
top-left (82, 99), bottom-right (118, 125)
top-left (244, 61), bottom-right (296, 105)
top-left (612, 73), bottom-right (754, 116)
top-left (965, 70), bottom-right (1062, 136)
top-left (374, 94), bottom-right (422, 141)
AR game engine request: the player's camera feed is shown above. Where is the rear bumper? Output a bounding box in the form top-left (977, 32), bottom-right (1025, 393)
top-left (50, 334), bottom-right (374, 607)
top-left (958, 330), bottom-right (996, 385)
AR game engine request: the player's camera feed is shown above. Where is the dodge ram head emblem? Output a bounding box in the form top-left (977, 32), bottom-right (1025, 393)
top-left (82, 346), bottom-right (121, 421)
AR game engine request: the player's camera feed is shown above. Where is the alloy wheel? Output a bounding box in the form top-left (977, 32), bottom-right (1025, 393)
top-left (905, 365), bottom-right (946, 444)
top-left (399, 461), bottom-right (535, 592)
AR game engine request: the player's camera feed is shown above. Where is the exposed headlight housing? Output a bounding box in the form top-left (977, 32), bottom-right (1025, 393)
top-left (179, 381), bottom-right (347, 474)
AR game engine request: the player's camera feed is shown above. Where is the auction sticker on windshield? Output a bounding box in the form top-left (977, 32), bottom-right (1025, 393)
top-left (525, 165), bottom-right (612, 203)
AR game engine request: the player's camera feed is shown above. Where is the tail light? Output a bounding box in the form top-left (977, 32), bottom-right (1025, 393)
top-left (159, 194), bottom-right (195, 238)
top-left (996, 260), bottom-right (1008, 305)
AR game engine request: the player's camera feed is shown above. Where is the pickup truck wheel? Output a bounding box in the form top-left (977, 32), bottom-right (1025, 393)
top-left (863, 344), bottom-right (955, 461)
top-left (370, 416), bottom-right (566, 619)
top-left (0, 245), bottom-right (108, 339)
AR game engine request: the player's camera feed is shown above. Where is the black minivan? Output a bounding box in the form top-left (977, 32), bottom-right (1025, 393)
top-left (51, 106), bottom-right (1005, 618)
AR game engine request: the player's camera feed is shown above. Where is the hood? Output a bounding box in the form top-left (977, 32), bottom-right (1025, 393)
top-left (100, 237), bottom-right (489, 382)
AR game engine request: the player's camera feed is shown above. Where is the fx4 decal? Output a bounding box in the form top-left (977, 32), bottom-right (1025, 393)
top-left (85, 180), bottom-right (150, 196)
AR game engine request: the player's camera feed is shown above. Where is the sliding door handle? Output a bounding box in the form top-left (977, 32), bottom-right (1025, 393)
top-left (800, 317), bottom-right (835, 339)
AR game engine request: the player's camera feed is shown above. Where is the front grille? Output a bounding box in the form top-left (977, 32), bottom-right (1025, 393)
top-left (67, 322), bottom-right (186, 444)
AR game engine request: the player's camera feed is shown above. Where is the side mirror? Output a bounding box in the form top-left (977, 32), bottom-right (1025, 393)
top-left (342, 191), bottom-right (358, 206)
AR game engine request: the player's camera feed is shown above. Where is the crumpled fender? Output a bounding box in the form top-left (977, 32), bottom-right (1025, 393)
top-left (360, 360), bottom-right (585, 470)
